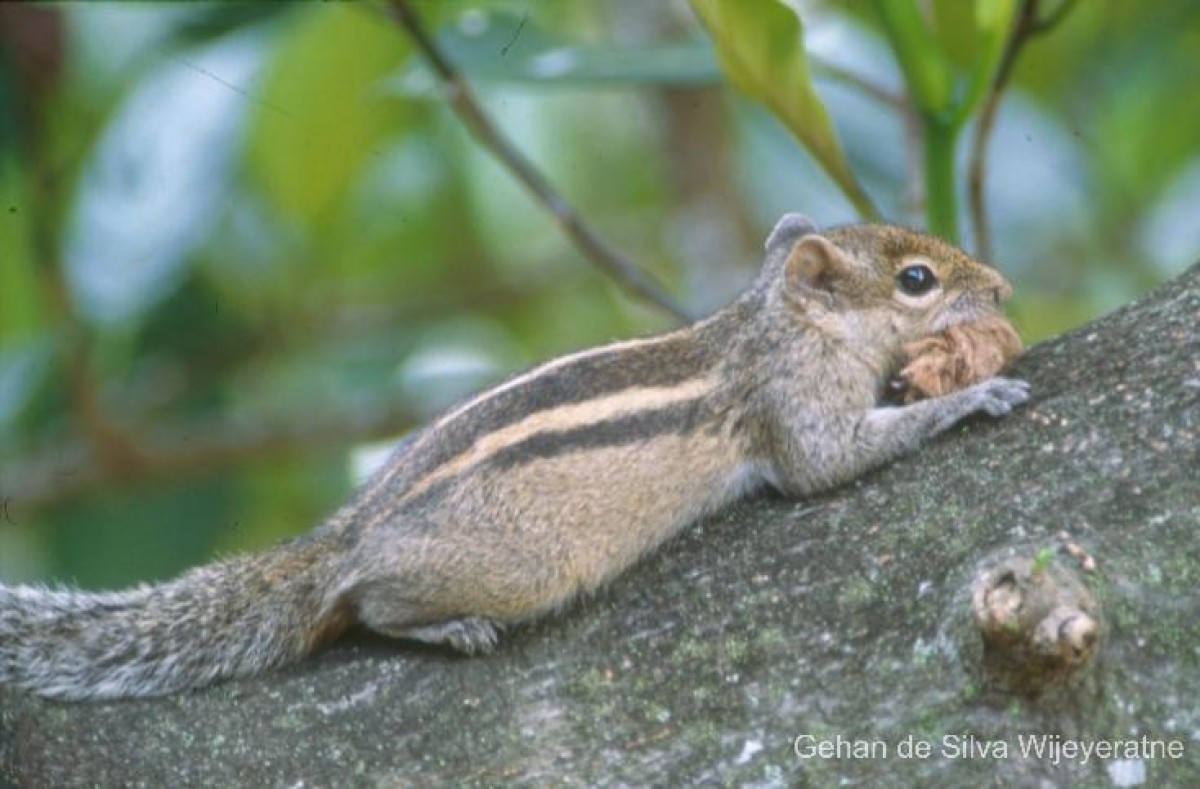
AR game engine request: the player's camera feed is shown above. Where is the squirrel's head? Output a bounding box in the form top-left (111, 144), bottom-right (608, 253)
top-left (766, 219), bottom-right (1012, 355)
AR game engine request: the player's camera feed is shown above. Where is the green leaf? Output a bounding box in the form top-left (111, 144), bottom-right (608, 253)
top-left (929, 0), bottom-right (978, 67)
top-left (689, 0), bottom-right (879, 220)
top-left (0, 160), bottom-right (42, 338)
top-left (247, 4), bottom-right (410, 225)
top-left (976, 0), bottom-right (1016, 29)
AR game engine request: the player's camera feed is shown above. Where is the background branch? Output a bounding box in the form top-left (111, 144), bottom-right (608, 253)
top-left (810, 58), bottom-right (908, 113)
top-left (1, 400), bottom-right (419, 512)
top-left (968, 0), bottom-right (1077, 263)
top-left (1, 266), bottom-right (570, 513)
top-left (387, 0), bottom-right (693, 323)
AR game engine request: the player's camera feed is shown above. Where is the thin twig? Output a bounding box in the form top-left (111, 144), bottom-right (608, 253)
top-left (967, 0), bottom-right (1075, 263)
top-left (387, 0), bottom-right (693, 323)
top-left (805, 62), bottom-right (922, 216)
top-left (810, 57), bottom-right (908, 113)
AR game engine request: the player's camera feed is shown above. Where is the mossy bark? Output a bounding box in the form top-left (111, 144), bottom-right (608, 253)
top-left (3, 263), bottom-right (1198, 787)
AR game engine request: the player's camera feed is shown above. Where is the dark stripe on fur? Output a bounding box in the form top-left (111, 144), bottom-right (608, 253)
top-left (393, 334), bottom-right (710, 487)
top-left (398, 399), bottom-right (708, 514)
top-left (488, 398), bottom-right (708, 469)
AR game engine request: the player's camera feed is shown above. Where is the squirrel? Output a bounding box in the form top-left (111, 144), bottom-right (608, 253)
top-left (0, 215), bottom-right (1029, 700)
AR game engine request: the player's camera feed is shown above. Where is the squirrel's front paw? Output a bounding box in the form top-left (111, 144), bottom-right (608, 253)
top-left (966, 377), bottom-right (1031, 417)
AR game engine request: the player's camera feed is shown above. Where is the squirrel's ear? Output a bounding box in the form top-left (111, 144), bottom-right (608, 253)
top-left (765, 213), bottom-right (818, 254)
top-left (783, 235), bottom-right (855, 302)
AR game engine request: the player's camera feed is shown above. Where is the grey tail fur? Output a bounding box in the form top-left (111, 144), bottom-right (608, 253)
top-left (0, 534), bottom-right (348, 701)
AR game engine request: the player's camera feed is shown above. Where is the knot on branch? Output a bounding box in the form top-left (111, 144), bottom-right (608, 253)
top-left (971, 552), bottom-right (1101, 696)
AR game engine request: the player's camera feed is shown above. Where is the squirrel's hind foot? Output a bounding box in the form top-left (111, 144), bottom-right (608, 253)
top-left (395, 617), bottom-right (501, 655)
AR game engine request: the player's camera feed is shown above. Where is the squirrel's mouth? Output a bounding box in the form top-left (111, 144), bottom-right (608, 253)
top-left (930, 293), bottom-right (1007, 334)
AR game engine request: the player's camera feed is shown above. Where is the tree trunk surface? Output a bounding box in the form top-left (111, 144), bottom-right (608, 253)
top-left (3, 263), bottom-right (1198, 788)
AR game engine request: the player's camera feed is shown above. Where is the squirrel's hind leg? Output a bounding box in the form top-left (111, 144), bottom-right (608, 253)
top-left (347, 570), bottom-right (503, 654)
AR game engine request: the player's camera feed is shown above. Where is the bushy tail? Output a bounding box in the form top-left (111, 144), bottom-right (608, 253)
top-left (0, 535), bottom-right (350, 700)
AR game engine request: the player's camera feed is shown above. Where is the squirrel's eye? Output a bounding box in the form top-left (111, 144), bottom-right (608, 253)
top-left (897, 264), bottom-right (937, 296)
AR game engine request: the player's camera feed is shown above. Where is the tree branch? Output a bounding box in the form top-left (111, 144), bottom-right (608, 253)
top-left (386, 0), bottom-right (693, 323)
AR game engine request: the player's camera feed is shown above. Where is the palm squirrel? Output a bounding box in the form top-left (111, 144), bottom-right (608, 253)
top-left (0, 215), bottom-right (1029, 700)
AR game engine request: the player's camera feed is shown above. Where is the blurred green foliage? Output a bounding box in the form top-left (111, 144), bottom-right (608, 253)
top-left (0, 1), bottom-right (1196, 587)
top-left (691, 0), bottom-right (879, 220)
